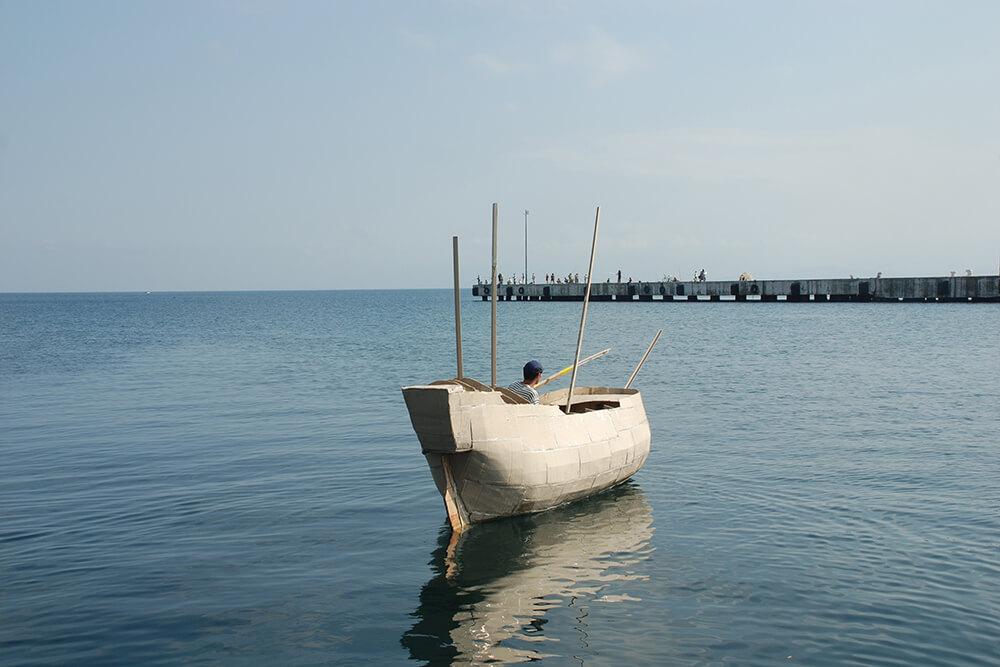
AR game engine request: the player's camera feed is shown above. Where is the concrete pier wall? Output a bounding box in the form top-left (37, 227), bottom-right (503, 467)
top-left (472, 276), bottom-right (1000, 302)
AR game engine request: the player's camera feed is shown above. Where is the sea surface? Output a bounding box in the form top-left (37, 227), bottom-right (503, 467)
top-left (1, 290), bottom-right (998, 666)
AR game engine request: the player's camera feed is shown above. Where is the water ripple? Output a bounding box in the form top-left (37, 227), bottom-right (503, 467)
top-left (2, 292), bottom-right (998, 665)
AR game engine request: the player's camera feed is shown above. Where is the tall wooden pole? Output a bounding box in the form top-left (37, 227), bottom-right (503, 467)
top-left (565, 206), bottom-right (600, 413)
top-left (452, 236), bottom-right (463, 379)
top-left (491, 203), bottom-right (498, 388)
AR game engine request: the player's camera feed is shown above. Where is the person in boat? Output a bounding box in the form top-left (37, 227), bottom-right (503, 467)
top-left (508, 360), bottom-right (543, 404)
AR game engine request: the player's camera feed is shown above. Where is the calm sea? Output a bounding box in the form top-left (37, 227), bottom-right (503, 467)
top-left (1, 290), bottom-right (998, 666)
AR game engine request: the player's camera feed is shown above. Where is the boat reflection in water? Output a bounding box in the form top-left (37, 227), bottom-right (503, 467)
top-left (401, 483), bottom-right (654, 664)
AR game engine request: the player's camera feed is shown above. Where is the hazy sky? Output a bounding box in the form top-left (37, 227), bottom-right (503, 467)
top-left (2, 0), bottom-right (998, 291)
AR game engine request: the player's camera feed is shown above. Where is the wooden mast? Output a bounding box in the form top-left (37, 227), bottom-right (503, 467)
top-left (491, 203), bottom-right (498, 388)
top-left (565, 206), bottom-right (600, 413)
top-left (452, 236), bottom-right (463, 378)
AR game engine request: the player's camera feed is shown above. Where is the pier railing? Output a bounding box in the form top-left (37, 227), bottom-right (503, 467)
top-left (473, 276), bottom-right (1000, 303)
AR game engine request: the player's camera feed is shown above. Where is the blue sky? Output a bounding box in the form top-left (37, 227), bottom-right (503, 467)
top-left (2, 0), bottom-right (998, 291)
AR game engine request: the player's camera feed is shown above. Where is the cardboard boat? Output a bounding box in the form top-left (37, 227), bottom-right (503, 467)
top-left (405, 207), bottom-right (656, 529)
top-left (402, 377), bottom-right (651, 526)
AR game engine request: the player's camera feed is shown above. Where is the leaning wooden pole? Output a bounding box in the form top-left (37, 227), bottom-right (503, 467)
top-left (625, 329), bottom-right (662, 389)
top-left (565, 206), bottom-right (601, 414)
top-left (452, 236), bottom-right (463, 379)
top-left (441, 455), bottom-right (469, 533)
top-left (491, 203), bottom-right (498, 388)
top-left (537, 348), bottom-right (611, 389)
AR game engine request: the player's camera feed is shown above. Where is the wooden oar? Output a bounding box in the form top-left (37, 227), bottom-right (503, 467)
top-left (537, 348), bottom-right (611, 389)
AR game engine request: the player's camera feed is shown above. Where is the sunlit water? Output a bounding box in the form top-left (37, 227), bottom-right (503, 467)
top-left (2, 290), bottom-right (998, 665)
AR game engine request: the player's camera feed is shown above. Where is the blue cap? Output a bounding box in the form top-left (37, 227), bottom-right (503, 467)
top-left (524, 360), bottom-right (543, 375)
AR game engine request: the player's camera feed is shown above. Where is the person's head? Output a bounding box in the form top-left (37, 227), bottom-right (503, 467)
top-left (523, 360), bottom-right (543, 384)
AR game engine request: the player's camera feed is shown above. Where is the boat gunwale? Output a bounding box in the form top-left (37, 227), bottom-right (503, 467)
top-left (404, 379), bottom-right (642, 409)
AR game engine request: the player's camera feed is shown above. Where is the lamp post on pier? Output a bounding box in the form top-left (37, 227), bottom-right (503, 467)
top-left (524, 209), bottom-right (529, 284)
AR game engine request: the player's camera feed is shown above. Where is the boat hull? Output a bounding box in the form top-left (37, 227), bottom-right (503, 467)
top-left (402, 383), bottom-right (651, 524)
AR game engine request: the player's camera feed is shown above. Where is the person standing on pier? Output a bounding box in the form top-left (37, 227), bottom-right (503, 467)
top-left (617, 269), bottom-right (622, 282)
top-left (508, 361), bottom-right (543, 404)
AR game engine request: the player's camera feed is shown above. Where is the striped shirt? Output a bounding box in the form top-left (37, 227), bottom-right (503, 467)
top-left (507, 380), bottom-right (540, 404)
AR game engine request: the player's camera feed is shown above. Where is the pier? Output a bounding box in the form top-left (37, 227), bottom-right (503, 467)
top-left (473, 276), bottom-right (1000, 302)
